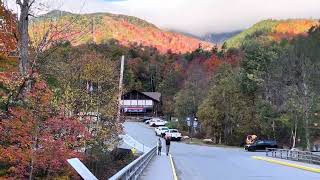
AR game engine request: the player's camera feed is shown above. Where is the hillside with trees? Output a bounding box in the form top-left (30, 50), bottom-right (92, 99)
top-left (29, 10), bottom-right (212, 54)
top-left (201, 30), bottom-right (242, 44)
top-left (0, 2), bottom-right (128, 179)
top-left (224, 19), bottom-right (319, 48)
top-left (197, 25), bottom-right (320, 150)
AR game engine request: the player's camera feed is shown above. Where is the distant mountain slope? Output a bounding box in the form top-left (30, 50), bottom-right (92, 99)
top-left (224, 19), bottom-right (319, 48)
top-left (201, 31), bottom-right (242, 44)
top-left (30, 10), bottom-right (212, 53)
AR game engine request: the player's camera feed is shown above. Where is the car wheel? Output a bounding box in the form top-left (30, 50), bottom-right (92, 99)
top-left (177, 137), bottom-right (181, 141)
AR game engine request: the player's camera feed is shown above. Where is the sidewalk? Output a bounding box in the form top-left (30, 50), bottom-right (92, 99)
top-left (141, 154), bottom-right (174, 180)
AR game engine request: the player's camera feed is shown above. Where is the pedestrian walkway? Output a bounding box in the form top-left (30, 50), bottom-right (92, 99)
top-left (141, 154), bottom-right (174, 180)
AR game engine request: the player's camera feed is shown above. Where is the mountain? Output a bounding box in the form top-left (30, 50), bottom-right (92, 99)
top-left (169, 30), bottom-right (242, 45)
top-left (224, 19), bottom-right (320, 48)
top-left (200, 31), bottom-right (242, 44)
top-left (30, 10), bottom-right (212, 54)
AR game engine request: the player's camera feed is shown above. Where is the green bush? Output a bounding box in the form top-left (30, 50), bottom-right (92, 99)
top-left (166, 121), bottom-right (178, 129)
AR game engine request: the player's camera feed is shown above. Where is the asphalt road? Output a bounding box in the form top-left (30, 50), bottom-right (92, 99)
top-left (124, 122), bottom-right (320, 180)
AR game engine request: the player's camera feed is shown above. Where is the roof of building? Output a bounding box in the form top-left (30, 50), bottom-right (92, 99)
top-left (142, 92), bottom-right (161, 102)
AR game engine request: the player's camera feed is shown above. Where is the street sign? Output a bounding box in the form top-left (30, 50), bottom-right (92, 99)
top-left (124, 107), bottom-right (145, 113)
top-left (193, 121), bottom-right (198, 128)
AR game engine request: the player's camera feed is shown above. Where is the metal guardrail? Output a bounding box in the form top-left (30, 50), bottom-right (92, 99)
top-left (109, 146), bottom-right (157, 180)
top-left (266, 148), bottom-right (320, 165)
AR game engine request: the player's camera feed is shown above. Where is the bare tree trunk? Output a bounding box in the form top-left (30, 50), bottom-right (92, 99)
top-left (304, 105), bottom-right (311, 151)
top-left (292, 114), bottom-right (298, 148)
top-left (302, 69), bottom-right (311, 151)
top-left (17, 0), bottom-right (31, 77)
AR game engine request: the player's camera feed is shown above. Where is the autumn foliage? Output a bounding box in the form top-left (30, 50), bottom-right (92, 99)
top-left (29, 11), bottom-right (212, 54)
top-left (225, 19), bottom-right (320, 48)
top-left (0, 77), bottom-right (91, 179)
top-left (0, 0), bottom-right (17, 56)
top-left (272, 20), bottom-right (320, 41)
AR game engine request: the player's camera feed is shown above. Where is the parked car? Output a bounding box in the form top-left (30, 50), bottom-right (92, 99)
top-left (143, 116), bottom-right (152, 122)
top-left (149, 118), bottom-right (167, 127)
top-left (155, 126), bottom-right (169, 137)
top-left (245, 140), bottom-right (278, 152)
top-left (165, 129), bottom-right (182, 141)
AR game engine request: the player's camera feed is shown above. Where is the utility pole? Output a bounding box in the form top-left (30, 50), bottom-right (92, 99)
top-left (117, 56), bottom-right (125, 123)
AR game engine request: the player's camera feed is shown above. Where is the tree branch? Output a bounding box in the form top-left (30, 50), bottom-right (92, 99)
top-left (16, 0), bottom-right (22, 6)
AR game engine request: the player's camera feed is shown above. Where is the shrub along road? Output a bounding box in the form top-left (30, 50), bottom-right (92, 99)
top-left (124, 122), bottom-right (320, 180)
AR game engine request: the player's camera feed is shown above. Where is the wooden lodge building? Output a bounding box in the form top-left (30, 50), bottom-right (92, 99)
top-left (121, 90), bottom-right (161, 116)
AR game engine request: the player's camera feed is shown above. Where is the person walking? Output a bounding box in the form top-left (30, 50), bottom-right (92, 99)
top-left (165, 135), bottom-right (171, 156)
top-left (157, 137), bottom-right (162, 155)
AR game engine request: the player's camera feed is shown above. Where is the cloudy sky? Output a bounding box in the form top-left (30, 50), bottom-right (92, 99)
top-left (7, 0), bottom-right (320, 36)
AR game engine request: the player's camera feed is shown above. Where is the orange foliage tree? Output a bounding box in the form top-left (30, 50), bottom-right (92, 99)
top-left (0, 76), bottom-right (91, 179)
top-left (0, 0), bottom-right (17, 56)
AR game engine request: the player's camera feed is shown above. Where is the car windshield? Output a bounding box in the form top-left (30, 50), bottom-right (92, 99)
top-left (256, 141), bottom-right (264, 144)
top-left (170, 130), bottom-right (178, 133)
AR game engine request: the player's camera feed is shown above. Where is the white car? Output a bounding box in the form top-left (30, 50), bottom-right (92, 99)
top-left (155, 126), bottom-right (170, 137)
top-left (165, 129), bottom-right (182, 141)
top-left (149, 118), bottom-right (167, 127)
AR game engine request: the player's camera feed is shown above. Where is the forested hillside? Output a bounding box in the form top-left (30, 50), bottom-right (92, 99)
top-left (197, 25), bottom-right (320, 149)
top-left (30, 10), bottom-right (212, 54)
top-left (201, 30), bottom-right (242, 44)
top-left (224, 19), bottom-right (319, 48)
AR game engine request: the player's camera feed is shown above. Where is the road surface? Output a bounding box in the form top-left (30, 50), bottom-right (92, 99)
top-left (124, 122), bottom-right (320, 180)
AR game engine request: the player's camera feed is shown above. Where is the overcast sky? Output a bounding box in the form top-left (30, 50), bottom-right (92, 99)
top-left (7, 0), bottom-right (320, 36)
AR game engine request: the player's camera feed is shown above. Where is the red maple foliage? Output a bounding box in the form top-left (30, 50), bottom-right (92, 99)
top-left (0, 0), bottom-right (17, 56)
top-left (0, 77), bottom-right (91, 179)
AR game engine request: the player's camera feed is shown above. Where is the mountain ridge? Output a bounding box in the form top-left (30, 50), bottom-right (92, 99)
top-left (224, 19), bottom-right (320, 48)
top-left (31, 10), bottom-right (212, 54)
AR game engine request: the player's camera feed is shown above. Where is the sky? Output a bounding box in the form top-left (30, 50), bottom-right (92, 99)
top-left (7, 0), bottom-right (320, 36)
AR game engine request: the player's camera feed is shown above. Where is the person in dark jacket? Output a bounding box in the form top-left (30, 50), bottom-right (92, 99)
top-left (165, 135), bottom-right (171, 156)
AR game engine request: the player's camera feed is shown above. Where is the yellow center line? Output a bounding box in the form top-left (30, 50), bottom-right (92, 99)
top-left (169, 154), bottom-right (179, 180)
top-left (252, 156), bottom-right (320, 173)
